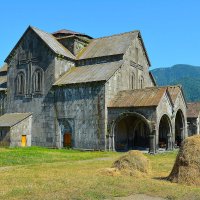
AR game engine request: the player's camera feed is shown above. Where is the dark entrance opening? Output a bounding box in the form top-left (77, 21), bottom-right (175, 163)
top-left (159, 115), bottom-right (171, 149)
top-left (63, 132), bottom-right (71, 147)
top-left (114, 115), bottom-right (150, 151)
top-left (59, 119), bottom-right (72, 148)
top-left (175, 110), bottom-right (184, 147)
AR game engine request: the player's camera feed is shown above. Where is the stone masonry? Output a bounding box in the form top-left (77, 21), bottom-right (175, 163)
top-left (0, 26), bottom-right (188, 152)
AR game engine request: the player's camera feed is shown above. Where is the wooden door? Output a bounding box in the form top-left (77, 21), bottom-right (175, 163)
top-left (63, 132), bottom-right (71, 147)
top-left (21, 135), bottom-right (27, 147)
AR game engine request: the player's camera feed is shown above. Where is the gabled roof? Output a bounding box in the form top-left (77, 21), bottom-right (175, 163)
top-left (187, 102), bottom-right (200, 118)
top-left (53, 60), bottom-right (123, 86)
top-left (167, 85), bottom-right (187, 107)
top-left (78, 30), bottom-right (151, 66)
top-left (78, 31), bottom-right (139, 59)
top-left (0, 113), bottom-right (32, 127)
top-left (32, 26), bottom-right (76, 59)
top-left (108, 87), bottom-right (169, 108)
top-left (5, 26), bottom-right (76, 63)
top-left (167, 85), bottom-right (181, 104)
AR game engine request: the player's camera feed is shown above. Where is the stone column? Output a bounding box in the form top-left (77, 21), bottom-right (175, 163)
top-left (111, 134), bottom-right (115, 151)
top-left (149, 130), bottom-right (156, 154)
top-left (167, 134), bottom-right (173, 151)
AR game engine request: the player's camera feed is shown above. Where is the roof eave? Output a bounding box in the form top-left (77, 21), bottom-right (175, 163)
top-left (11, 113), bottom-right (32, 127)
top-left (53, 80), bottom-right (106, 87)
top-left (138, 32), bottom-right (151, 67)
top-left (149, 72), bottom-right (157, 86)
top-left (108, 105), bottom-right (158, 108)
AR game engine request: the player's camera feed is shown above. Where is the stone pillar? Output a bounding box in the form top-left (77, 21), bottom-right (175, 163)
top-left (180, 127), bottom-right (184, 141)
top-left (110, 134), bottom-right (115, 151)
top-left (167, 134), bottom-right (173, 151)
top-left (149, 130), bottom-right (156, 154)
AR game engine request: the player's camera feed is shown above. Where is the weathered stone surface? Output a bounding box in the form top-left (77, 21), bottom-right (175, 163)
top-left (0, 26), bottom-right (189, 151)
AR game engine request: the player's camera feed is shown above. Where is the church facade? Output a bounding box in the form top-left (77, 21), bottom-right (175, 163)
top-left (0, 26), bottom-right (188, 153)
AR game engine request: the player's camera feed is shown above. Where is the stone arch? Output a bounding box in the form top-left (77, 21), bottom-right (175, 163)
top-left (111, 112), bottom-right (152, 151)
top-left (175, 109), bottom-right (185, 147)
top-left (158, 114), bottom-right (172, 150)
top-left (58, 119), bottom-right (72, 148)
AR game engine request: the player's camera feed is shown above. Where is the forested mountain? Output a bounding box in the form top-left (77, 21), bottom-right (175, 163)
top-left (151, 64), bottom-right (200, 102)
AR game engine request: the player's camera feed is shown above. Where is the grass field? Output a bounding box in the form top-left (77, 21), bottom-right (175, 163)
top-left (0, 147), bottom-right (200, 200)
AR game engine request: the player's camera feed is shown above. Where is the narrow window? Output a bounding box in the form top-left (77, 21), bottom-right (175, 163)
top-left (140, 76), bottom-right (144, 89)
top-left (135, 47), bottom-right (139, 64)
top-left (16, 72), bottom-right (25, 95)
top-left (33, 69), bottom-right (43, 93)
top-left (131, 75), bottom-right (134, 89)
top-left (130, 73), bottom-right (135, 89)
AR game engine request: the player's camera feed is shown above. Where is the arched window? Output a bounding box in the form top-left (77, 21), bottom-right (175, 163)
top-left (130, 73), bottom-right (135, 89)
top-left (139, 76), bottom-right (144, 89)
top-left (16, 72), bottom-right (25, 95)
top-left (33, 69), bottom-right (43, 93)
top-left (135, 47), bottom-right (139, 64)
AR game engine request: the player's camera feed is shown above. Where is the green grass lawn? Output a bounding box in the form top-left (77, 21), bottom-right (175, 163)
top-left (0, 146), bottom-right (117, 166)
top-left (0, 147), bottom-right (200, 200)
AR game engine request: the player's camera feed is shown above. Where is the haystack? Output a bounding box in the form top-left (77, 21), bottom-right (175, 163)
top-left (112, 150), bottom-right (151, 176)
top-left (168, 135), bottom-right (200, 186)
top-left (98, 168), bottom-right (120, 176)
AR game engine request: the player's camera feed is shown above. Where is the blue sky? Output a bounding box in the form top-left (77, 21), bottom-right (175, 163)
top-left (1, 0), bottom-right (200, 69)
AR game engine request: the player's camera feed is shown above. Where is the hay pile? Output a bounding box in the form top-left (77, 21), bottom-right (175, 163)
top-left (98, 167), bottom-right (120, 176)
top-left (100, 150), bottom-right (151, 177)
top-left (168, 135), bottom-right (200, 186)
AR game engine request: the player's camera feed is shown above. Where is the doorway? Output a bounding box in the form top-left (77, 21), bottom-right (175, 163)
top-left (21, 135), bottom-right (27, 147)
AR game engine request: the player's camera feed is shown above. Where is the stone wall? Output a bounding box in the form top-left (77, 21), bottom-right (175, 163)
top-left (57, 37), bottom-right (89, 56)
top-left (54, 82), bottom-right (106, 150)
top-left (6, 28), bottom-right (63, 147)
top-left (156, 93), bottom-right (173, 147)
top-left (171, 92), bottom-right (188, 142)
top-left (10, 115), bottom-right (32, 147)
top-left (105, 37), bottom-right (154, 107)
top-left (0, 91), bottom-right (7, 116)
top-left (54, 57), bottom-right (75, 80)
top-left (104, 36), bottom-right (155, 149)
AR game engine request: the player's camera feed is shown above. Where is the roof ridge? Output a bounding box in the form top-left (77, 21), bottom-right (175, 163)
top-left (52, 29), bottom-right (90, 37)
top-left (53, 28), bottom-right (79, 33)
top-left (93, 30), bottom-right (139, 40)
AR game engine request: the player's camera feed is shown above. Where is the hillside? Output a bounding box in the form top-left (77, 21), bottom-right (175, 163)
top-left (151, 64), bottom-right (200, 102)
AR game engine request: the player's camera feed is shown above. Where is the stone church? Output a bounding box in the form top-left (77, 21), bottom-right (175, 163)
top-left (0, 26), bottom-right (188, 153)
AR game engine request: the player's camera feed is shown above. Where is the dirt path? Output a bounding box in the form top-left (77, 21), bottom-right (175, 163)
top-left (113, 194), bottom-right (165, 200)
